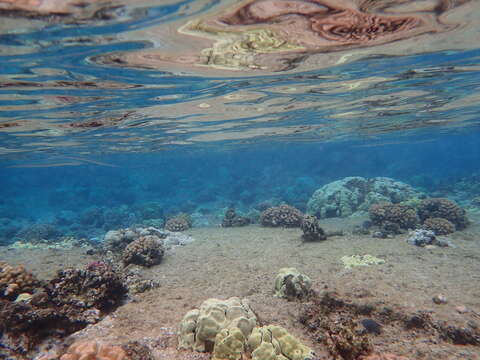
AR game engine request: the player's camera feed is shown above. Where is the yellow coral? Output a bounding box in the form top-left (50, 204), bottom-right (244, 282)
top-left (178, 297), bottom-right (257, 352)
top-left (0, 261), bottom-right (38, 297)
top-left (212, 327), bottom-right (246, 360)
top-left (247, 325), bottom-right (314, 360)
top-left (341, 255), bottom-right (385, 269)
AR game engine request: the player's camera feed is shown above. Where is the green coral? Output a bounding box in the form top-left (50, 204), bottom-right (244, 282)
top-left (247, 325), bottom-right (315, 360)
top-left (340, 255), bottom-right (385, 269)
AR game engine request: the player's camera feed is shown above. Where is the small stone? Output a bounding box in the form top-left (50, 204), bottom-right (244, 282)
top-left (432, 294), bottom-right (447, 304)
top-left (467, 320), bottom-right (478, 329)
top-left (456, 305), bottom-right (469, 314)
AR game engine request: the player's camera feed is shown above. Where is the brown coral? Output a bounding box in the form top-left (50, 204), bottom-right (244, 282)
top-left (301, 214), bottom-right (326, 241)
top-left (165, 213), bottom-right (192, 232)
top-left (422, 217), bottom-right (455, 235)
top-left (221, 208), bottom-right (250, 227)
top-left (418, 198), bottom-right (468, 230)
top-left (0, 261), bottom-right (39, 298)
top-left (122, 341), bottom-right (154, 360)
top-left (260, 204), bottom-right (303, 227)
top-left (60, 340), bottom-right (127, 360)
top-left (122, 235), bottom-right (164, 267)
top-left (369, 203), bottom-right (418, 232)
top-left (359, 353), bottom-right (409, 360)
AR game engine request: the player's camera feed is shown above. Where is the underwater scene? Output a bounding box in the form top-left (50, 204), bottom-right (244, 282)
top-left (1, 0), bottom-right (480, 359)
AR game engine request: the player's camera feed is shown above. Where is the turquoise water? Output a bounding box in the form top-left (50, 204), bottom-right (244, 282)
top-left (0, 0), bottom-right (479, 243)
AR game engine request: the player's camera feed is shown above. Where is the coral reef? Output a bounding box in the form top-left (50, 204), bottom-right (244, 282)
top-left (59, 340), bottom-right (127, 360)
top-left (299, 292), bottom-right (374, 360)
top-left (14, 223), bottom-right (60, 244)
top-left (418, 198), bottom-right (468, 230)
top-left (0, 261), bottom-right (39, 299)
top-left (47, 262), bottom-right (126, 311)
top-left (307, 177), bottom-right (422, 218)
top-left (221, 208), bottom-right (250, 227)
top-left (341, 255), bottom-right (385, 269)
top-left (274, 267), bottom-right (312, 300)
top-left (369, 203), bottom-right (418, 233)
top-left (122, 235), bottom-right (164, 267)
top-left (165, 213), bottom-right (192, 232)
top-left (247, 325), bottom-right (315, 360)
top-left (104, 226), bottom-right (193, 254)
top-left (260, 204), bottom-right (303, 227)
top-left (137, 202), bottom-right (163, 220)
top-left (422, 217), bottom-right (455, 235)
top-left (300, 214), bottom-right (326, 241)
top-left (0, 263), bottom-right (126, 358)
top-left (178, 297), bottom-right (257, 352)
top-left (122, 341), bottom-right (155, 360)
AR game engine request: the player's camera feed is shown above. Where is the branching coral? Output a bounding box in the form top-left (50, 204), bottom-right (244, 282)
top-left (260, 204), bottom-right (303, 227)
top-left (165, 213), bottom-right (192, 232)
top-left (418, 198), bottom-right (468, 230)
top-left (0, 261), bottom-right (39, 299)
top-left (369, 203), bottom-right (418, 233)
top-left (422, 217), bottom-right (455, 235)
top-left (122, 235), bottom-right (164, 267)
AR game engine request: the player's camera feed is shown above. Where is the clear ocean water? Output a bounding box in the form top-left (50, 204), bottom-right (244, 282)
top-left (1, 0), bottom-right (479, 242)
top-left (0, 1), bottom-right (480, 358)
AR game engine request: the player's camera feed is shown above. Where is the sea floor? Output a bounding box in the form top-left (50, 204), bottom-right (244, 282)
top-left (1, 215), bottom-right (480, 360)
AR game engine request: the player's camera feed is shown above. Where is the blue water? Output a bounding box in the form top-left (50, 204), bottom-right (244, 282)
top-left (1, 0), bottom-right (480, 244)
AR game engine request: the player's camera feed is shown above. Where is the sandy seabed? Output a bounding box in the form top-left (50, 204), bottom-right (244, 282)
top-left (1, 215), bottom-right (480, 360)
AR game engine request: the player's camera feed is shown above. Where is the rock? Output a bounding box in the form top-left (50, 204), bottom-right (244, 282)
top-left (300, 215), bottom-right (326, 241)
top-left (432, 294), bottom-right (447, 304)
top-left (274, 268), bottom-right (312, 300)
top-left (407, 229), bottom-right (436, 247)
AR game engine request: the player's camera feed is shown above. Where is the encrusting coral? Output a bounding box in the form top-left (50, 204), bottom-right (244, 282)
top-left (0, 261), bottom-right (39, 299)
top-left (300, 215), bottom-right (326, 241)
top-left (59, 340), bottom-right (127, 360)
top-left (260, 204), bottom-right (303, 227)
top-left (122, 235), bottom-right (164, 267)
top-left (165, 213), bottom-right (192, 232)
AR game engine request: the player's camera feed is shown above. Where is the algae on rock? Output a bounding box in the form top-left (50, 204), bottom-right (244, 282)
top-left (274, 268), bottom-right (312, 300)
